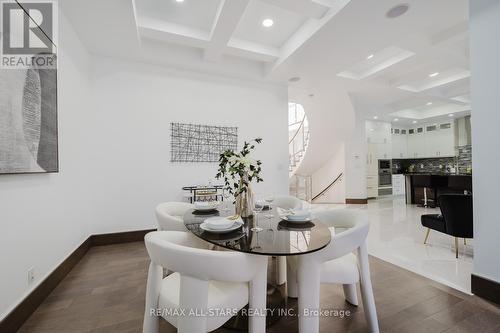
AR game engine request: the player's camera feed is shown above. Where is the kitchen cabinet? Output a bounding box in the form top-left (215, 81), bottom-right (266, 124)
top-left (366, 121), bottom-right (391, 144)
top-left (426, 123), bottom-right (455, 157)
top-left (366, 143), bottom-right (378, 175)
top-left (392, 128), bottom-right (408, 158)
top-left (398, 122), bottom-right (455, 158)
top-left (366, 143), bottom-right (379, 198)
top-left (366, 121), bottom-right (392, 159)
top-left (367, 175), bottom-right (378, 198)
top-left (392, 174), bottom-right (405, 196)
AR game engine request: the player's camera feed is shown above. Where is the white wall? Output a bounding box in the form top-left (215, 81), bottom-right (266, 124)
top-left (87, 56), bottom-right (289, 234)
top-left (311, 145), bottom-right (346, 203)
top-left (291, 84), bottom-right (355, 176)
top-left (344, 115), bottom-right (367, 200)
top-left (0, 12), bottom-right (93, 320)
top-left (470, 0), bottom-right (500, 284)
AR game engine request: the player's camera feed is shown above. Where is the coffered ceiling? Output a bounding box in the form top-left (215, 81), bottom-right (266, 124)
top-left (134, 0), bottom-right (351, 65)
top-left (62, 0), bottom-right (471, 124)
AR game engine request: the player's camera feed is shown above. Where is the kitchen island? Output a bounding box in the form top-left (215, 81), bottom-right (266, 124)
top-left (403, 173), bottom-right (472, 206)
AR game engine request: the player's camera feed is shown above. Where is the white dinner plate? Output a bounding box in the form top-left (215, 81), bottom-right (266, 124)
top-left (204, 216), bottom-right (236, 230)
top-left (194, 202), bottom-right (220, 212)
top-left (200, 220), bottom-right (243, 233)
top-left (281, 216), bottom-right (313, 223)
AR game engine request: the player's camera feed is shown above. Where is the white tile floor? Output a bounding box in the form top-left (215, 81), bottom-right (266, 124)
top-left (311, 196), bottom-right (473, 294)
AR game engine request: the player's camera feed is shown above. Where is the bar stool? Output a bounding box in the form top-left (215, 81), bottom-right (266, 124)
top-left (413, 175), bottom-right (435, 207)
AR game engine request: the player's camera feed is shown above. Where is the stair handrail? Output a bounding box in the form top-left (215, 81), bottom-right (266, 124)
top-left (312, 173), bottom-right (344, 202)
top-left (289, 115), bottom-right (307, 145)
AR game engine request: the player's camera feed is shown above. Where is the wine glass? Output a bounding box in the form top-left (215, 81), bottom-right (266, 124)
top-left (264, 194), bottom-right (275, 219)
top-left (251, 200), bottom-right (265, 232)
top-left (222, 187), bottom-right (231, 212)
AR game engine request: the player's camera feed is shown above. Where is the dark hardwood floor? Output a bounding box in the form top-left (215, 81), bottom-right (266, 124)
top-left (18, 242), bottom-right (500, 333)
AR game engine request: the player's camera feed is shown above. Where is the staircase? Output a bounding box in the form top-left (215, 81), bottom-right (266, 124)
top-left (289, 103), bottom-right (310, 177)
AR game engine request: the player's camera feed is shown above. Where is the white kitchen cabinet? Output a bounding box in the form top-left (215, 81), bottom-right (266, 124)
top-left (367, 175), bottom-right (378, 198)
top-left (366, 143), bottom-right (378, 175)
top-left (366, 121), bottom-right (392, 159)
top-left (424, 122), bottom-right (455, 157)
top-left (406, 127), bottom-right (427, 158)
top-left (366, 121), bottom-right (391, 144)
top-left (392, 174), bottom-right (405, 196)
top-left (366, 142), bottom-right (379, 198)
top-left (436, 123), bottom-right (455, 156)
top-left (392, 128), bottom-right (408, 158)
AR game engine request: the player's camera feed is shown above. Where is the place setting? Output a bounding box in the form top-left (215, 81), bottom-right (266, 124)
top-left (277, 207), bottom-right (316, 231)
top-left (192, 201), bottom-right (221, 215)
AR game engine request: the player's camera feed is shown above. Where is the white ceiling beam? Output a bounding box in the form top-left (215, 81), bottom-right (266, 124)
top-left (266, 0), bottom-right (352, 75)
top-left (431, 21), bottom-right (468, 46)
top-left (137, 16), bottom-right (209, 49)
top-left (227, 39), bottom-right (280, 62)
top-left (204, 0), bottom-right (250, 62)
top-left (260, 0), bottom-right (331, 19)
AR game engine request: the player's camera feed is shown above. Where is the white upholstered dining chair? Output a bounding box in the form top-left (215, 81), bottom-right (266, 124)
top-left (155, 202), bottom-right (193, 232)
top-left (291, 209), bottom-right (379, 333)
top-left (143, 231), bottom-right (268, 333)
top-left (273, 195), bottom-right (303, 210)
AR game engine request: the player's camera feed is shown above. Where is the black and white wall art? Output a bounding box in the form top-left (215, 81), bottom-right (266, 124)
top-left (0, 56), bottom-right (58, 174)
top-left (170, 123), bottom-right (238, 162)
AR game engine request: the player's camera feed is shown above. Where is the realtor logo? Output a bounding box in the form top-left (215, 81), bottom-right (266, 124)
top-left (1, 0), bottom-right (57, 69)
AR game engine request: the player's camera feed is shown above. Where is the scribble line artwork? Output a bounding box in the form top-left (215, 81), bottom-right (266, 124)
top-left (170, 123), bottom-right (238, 162)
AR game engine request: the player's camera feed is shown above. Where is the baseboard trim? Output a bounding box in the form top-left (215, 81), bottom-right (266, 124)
top-left (0, 237), bottom-right (92, 333)
top-left (471, 274), bottom-right (500, 305)
top-left (0, 228), bottom-right (155, 332)
top-left (90, 229), bottom-right (156, 246)
top-left (346, 198), bottom-right (368, 204)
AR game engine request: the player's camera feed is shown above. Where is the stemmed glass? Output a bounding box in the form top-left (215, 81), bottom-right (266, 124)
top-left (222, 187), bottom-right (231, 212)
top-left (250, 200), bottom-right (265, 232)
top-left (264, 194), bottom-right (275, 219)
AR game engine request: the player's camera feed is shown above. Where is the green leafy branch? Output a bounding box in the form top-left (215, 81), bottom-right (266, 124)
top-left (215, 138), bottom-right (263, 197)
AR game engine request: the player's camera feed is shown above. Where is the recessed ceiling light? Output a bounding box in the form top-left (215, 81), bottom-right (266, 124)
top-left (288, 76), bottom-right (300, 82)
top-left (373, 116), bottom-right (378, 119)
top-left (448, 113), bottom-right (454, 117)
top-left (412, 120), bottom-right (417, 124)
top-left (370, 128), bottom-right (375, 132)
top-left (393, 118), bottom-right (399, 122)
top-left (429, 72), bottom-right (440, 77)
top-left (426, 102), bottom-right (433, 106)
top-left (366, 54), bottom-right (374, 60)
top-left (262, 19), bottom-right (274, 28)
top-left (386, 4), bottom-right (410, 18)
top-left (175, 0), bottom-right (184, 2)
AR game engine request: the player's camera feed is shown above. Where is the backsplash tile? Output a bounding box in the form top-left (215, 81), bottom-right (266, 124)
top-left (457, 145), bottom-right (472, 174)
top-left (393, 157), bottom-right (455, 174)
top-left (392, 145), bottom-right (472, 175)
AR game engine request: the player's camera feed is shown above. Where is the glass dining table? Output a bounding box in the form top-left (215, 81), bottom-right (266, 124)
top-left (183, 206), bottom-right (332, 328)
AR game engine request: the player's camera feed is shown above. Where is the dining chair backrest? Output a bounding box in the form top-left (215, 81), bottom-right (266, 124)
top-left (144, 231), bottom-right (267, 333)
top-left (273, 195), bottom-right (303, 210)
top-left (312, 209), bottom-right (370, 262)
top-left (439, 194), bottom-right (473, 238)
top-left (155, 202), bottom-right (193, 231)
top-left (145, 231), bottom-right (265, 282)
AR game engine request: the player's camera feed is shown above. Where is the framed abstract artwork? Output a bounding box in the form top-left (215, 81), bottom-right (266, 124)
top-left (0, 57), bottom-right (58, 174)
top-left (170, 123), bottom-right (238, 163)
